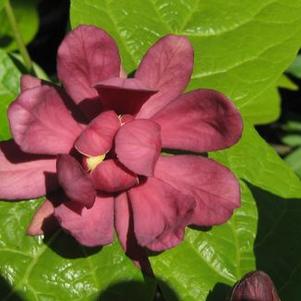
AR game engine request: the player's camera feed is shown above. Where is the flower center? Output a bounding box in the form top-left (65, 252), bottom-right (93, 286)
top-left (85, 154), bottom-right (105, 171)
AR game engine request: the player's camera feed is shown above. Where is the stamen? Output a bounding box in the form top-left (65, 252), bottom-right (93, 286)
top-left (86, 154), bottom-right (105, 171)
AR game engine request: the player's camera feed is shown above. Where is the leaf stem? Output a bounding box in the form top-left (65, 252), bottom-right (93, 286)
top-left (4, 0), bottom-right (33, 72)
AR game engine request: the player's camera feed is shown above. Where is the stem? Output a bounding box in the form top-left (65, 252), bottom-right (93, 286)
top-left (4, 0), bottom-right (33, 71)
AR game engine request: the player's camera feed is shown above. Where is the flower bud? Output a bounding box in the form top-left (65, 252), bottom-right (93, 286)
top-left (230, 271), bottom-right (281, 301)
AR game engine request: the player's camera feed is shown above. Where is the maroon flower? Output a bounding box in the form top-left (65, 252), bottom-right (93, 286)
top-left (0, 26), bottom-right (242, 256)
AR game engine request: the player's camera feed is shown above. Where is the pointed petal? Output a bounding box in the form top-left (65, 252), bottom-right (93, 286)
top-left (57, 25), bottom-right (121, 104)
top-left (135, 35), bottom-right (193, 118)
top-left (115, 119), bottom-right (161, 176)
top-left (57, 155), bottom-right (96, 208)
top-left (154, 155), bottom-right (240, 226)
top-left (75, 111), bottom-right (120, 156)
top-left (152, 89), bottom-right (243, 152)
top-left (8, 86), bottom-right (82, 155)
top-left (128, 177), bottom-right (195, 251)
top-left (94, 78), bottom-right (157, 115)
top-left (54, 195), bottom-right (114, 247)
top-left (0, 140), bottom-right (58, 200)
top-left (27, 199), bottom-right (55, 235)
top-left (115, 193), bottom-right (151, 271)
top-left (20, 75), bottom-right (42, 91)
top-left (91, 159), bottom-right (137, 193)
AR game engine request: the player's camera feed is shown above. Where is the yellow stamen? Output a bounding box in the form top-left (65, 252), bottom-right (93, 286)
top-left (86, 154), bottom-right (105, 171)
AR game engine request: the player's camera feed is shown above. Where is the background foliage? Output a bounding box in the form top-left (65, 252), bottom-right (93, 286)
top-left (1, 0), bottom-right (301, 300)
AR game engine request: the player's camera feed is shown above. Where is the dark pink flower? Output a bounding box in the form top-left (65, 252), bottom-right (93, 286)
top-left (0, 26), bottom-right (242, 258)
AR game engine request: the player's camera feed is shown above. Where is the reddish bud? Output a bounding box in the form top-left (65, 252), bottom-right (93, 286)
top-left (230, 271), bottom-right (281, 301)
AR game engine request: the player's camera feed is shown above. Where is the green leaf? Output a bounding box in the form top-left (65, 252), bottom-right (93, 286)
top-left (0, 200), bottom-right (156, 301)
top-left (0, 0), bottom-right (39, 51)
top-left (0, 49), bottom-right (21, 140)
top-left (210, 122), bottom-right (301, 198)
top-left (151, 181), bottom-right (258, 301)
top-left (285, 147), bottom-right (301, 177)
top-left (287, 54), bottom-right (301, 78)
top-left (0, 0), bottom-right (7, 11)
top-left (278, 74), bottom-right (298, 90)
top-left (251, 186), bottom-right (301, 301)
top-left (71, 0), bottom-right (301, 125)
top-left (282, 135), bottom-right (301, 147)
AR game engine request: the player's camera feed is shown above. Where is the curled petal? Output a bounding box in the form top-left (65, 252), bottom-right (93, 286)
top-left (54, 195), bottom-right (114, 247)
top-left (91, 159), bottom-right (137, 193)
top-left (0, 140), bottom-right (57, 200)
top-left (20, 75), bottom-right (42, 91)
top-left (152, 89), bottom-right (243, 152)
top-left (27, 199), bottom-right (55, 235)
top-left (75, 111), bottom-right (120, 156)
top-left (8, 86), bottom-right (82, 155)
top-left (135, 35), bottom-right (194, 118)
top-left (57, 155), bottom-right (96, 208)
top-left (57, 25), bottom-right (121, 104)
top-left (128, 177), bottom-right (195, 251)
top-left (95, 78), bottom-right (157, 115)
top-left (115, 119), bottom-right (161, 176)
top-left (154, 155), bottom-right (240, 226)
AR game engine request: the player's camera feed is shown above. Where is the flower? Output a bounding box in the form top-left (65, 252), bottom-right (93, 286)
top-left (230, 271), bottom-right (281, 301)
top-left (0, 25), bottom-right (242, 258)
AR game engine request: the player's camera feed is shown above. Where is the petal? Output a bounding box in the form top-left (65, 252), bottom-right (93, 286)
top-left (75, 111), bottom-right (120, 156)
top-left (152, 89), bottom-right (243, 152)
top-left (27, 199), bottom-right (55, 235)
top-left (94, 78), bottom-right (157, 115)
top-left (20, 75), bottom-right (42, 91)
top-left (128, 177), bottom-right (195, 251)
top-left (154, 155), bottom-right (240, 226)
top-left (115, 193), bottom-right (151, 271)
top-left (57, 25), bottom-right (121, 104)
top-left (54, 194), bottom-right (114, 247)
top-left (91, 159), bottom-right (137, 193)
top-left (0, 140), bottom-right (58, 200)
top-left (115, 119), bottom-right (161, 176)
top-left (57, 155), bottom-right (96, 208)
top-left (135, 35), bottom-right (193, 118)
top-left (8, 86), bottom-right (82, 155)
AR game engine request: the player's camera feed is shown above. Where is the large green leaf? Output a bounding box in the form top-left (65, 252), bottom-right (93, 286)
top-left (0, 49), bottom-right (20, 140)
top-left (71, 0), bottom-right (301, 125)
top-left (0, 200), bottom-right (156, 301)
top-left (150, 181), bottom-right (258, 301)
top-left (0, 0), bottom-right (39, 51)
top-left (251, 185), bottom-right (301, 301)
top-left (210, 122), bottom-right (301, 198)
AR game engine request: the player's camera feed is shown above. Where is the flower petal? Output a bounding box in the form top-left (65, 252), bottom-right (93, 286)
top-left (57, 25), bottom-right (121, 104)
top-left (75, 111), bottom-right (120, 156)
top-left (94, 78), bottom-right (157, 115)
top-left (8, 86), bottom-right (82, 155)
top-left (115, 193), bottom-right (151, 271)
top-left (27, 199), bottom-right (55, 235)
top-left (115, 119), bottom-right (161, 176)
top-left (91, 159), bottom-right (137, 193)
top-left (152, 89), bottom-right (243, 152)
top-left (128, 177), bottom-right (195, 251)
top-left (20, 75), bottom-right (42, 91)
top-left (54, 194), bottom-right (114, 247)
top-left (0, 140), bottom-right (57, 200)
top-left (57, 155), bottom-right (96, 208)
top-left (154, 155), bottom-right (240, 226)
top-left (135, 35), bottom-right (193, 118)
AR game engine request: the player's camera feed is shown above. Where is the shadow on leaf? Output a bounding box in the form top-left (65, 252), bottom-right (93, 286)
top-left (96, 278), bottom-right (180, 301)
top-left (0, 275), bottom-right (23, 301)
top-left (44, 229), bottom-right (101, 259)
top-left (250, 184), bottom-right (301, 301)
top-left (205, 282), bottom-right (232, 301)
